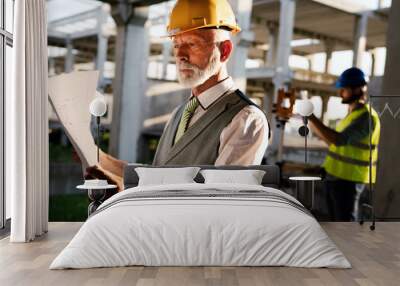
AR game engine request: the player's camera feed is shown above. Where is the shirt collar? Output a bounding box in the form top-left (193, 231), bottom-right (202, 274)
top-left (191, 77), bottom-right (236, 110)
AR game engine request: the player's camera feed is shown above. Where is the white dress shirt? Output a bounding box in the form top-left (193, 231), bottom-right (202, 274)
top-left (168, 77), bottom-right (269, 165)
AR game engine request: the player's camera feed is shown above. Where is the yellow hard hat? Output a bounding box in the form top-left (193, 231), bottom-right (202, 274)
top-left (167, 0), bottom-right (241, 37)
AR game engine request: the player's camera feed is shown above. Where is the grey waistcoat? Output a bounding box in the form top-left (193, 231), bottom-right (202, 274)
top-left (152, 90), bottom-right (260, 166)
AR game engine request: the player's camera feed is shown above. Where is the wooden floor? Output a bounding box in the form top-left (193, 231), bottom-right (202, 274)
top-left (0, 222), bottom-right (399, 286)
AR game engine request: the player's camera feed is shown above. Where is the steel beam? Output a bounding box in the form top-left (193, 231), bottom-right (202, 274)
top-left (70, 29), bottom-right (99, 40)
top-left (253, 0), bottom-right (279, 6)
top-left (311, 0), bottom-right (370, 15)
top-left (48, 7), bottom-right (102, 27)
top-left (47, 30), bottom-right (68, 40)
top-left (253, 18), bottom-right (375, 51)
top-left (99, 0), bottom-right (167, 8)
top-left (48, 28), bottom-right (99, 40)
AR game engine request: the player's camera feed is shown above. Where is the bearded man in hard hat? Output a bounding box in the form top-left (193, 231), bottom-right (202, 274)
top-left (307, 67), bottom-right (380, 221)
top-left (152, 0), bottom-right (269, 165)
top-left (85, 0), bottom-right (270, 190)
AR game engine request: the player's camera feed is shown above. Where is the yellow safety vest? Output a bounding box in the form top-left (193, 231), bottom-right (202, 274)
top-left (323, 104), bottom-right (380, 184)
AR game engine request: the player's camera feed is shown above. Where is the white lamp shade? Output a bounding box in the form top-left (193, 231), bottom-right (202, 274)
top-left (294, 99), bottom-right (314, 117)
top-left (89, 97), bottom-right (107, 117)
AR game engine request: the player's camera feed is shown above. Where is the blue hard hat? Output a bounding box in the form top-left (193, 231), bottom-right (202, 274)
top-left (335, 67), bottom-right (367, 88)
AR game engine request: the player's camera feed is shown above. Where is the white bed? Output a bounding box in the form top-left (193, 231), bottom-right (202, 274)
top-left (50, 183), bottom-right (351, 269)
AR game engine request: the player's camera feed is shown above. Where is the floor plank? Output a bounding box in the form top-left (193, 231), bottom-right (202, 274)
top-left (0, 222), bottom-right (399, 286)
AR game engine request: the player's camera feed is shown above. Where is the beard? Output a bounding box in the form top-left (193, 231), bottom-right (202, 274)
top-left (341, 89), bottom-right (363, 104)
top-left (176, 47), bottom-right (221, 88)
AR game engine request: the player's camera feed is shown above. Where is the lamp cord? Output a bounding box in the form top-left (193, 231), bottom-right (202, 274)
top-left (97, 116), bottom-right (100, 163)
top-left (305, 128), bottom-right (308, 164)
top-left (303, 116), bottom-right (308, 164)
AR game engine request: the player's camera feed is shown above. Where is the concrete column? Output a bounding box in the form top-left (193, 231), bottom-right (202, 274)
top-left (161, 41), bottom-right (172, 79)
top-left (96, 5), bottom-right (110, 89)
top-left (263, 84), bottom-right (276, 164)
top-left (48, 58), bottom-right (56, 76)
top-left (370, 49), bottom-right (376, 77)
top-left (161, 9), bottom-right (171, 80)
top-left (266, 24), bottom-right (278, 67)
top-left (263, 83), bottom-right (274, 123)
top-left (64, 37), bottom-right (74, 73)
top-left (96, 35), bottom-right (108, 89)
top-left (375, 0), bottom-right (400, 219)
top-left (324, 41), bottom-right (334, 74)
top-left (307, 57), bottom-right (312, 72)
top-left (273, 0), bottom-right (296, 100)
top-left (109, 3), bottom-right (149, 162)
top-left (353, 12), bottom-right (369, 68)
top-left (377, 0), bottom-right (385, 9)
top-left (227, 0), bottom-right (254, 92)
top-left (269, 0), bottom-right (296, 162)
top-left (321, 95), bottom-right (329, 124)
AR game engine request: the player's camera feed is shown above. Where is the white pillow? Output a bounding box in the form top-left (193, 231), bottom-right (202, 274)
top-left (200, 169), bottom-right (266, 185)
top-left (135, 167), bottom-right (200, 186)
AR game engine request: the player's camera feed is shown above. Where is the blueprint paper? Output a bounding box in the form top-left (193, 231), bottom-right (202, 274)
top-left (48, 71), bottom-right (100, 170)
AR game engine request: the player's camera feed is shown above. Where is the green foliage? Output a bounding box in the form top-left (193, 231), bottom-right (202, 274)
top-left (49, 142), bottom-right (74, 163)
top-left (148, 138), bottom-right (159, 151)
top-left (49, 194), bottom-right (88, 222)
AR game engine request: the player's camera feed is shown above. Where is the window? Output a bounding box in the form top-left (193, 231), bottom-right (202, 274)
top-left (5, 0), bottom-right (13, 33)
top-left (1, 0), bottom-right (14, 231)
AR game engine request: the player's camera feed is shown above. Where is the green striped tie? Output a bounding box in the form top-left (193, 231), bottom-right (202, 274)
top-left (174, 96), bottom-right (200, 144)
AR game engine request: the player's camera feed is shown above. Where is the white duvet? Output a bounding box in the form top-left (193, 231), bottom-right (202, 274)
top-left (50, 183), bottom-right (351, 269)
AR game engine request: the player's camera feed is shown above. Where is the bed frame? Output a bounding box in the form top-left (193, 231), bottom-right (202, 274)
top-left (123, 164), bottom-right (281, 189)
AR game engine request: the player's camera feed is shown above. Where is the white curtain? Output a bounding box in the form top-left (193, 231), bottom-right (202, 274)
top-left (7, 0), bottom-right (48, 242)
